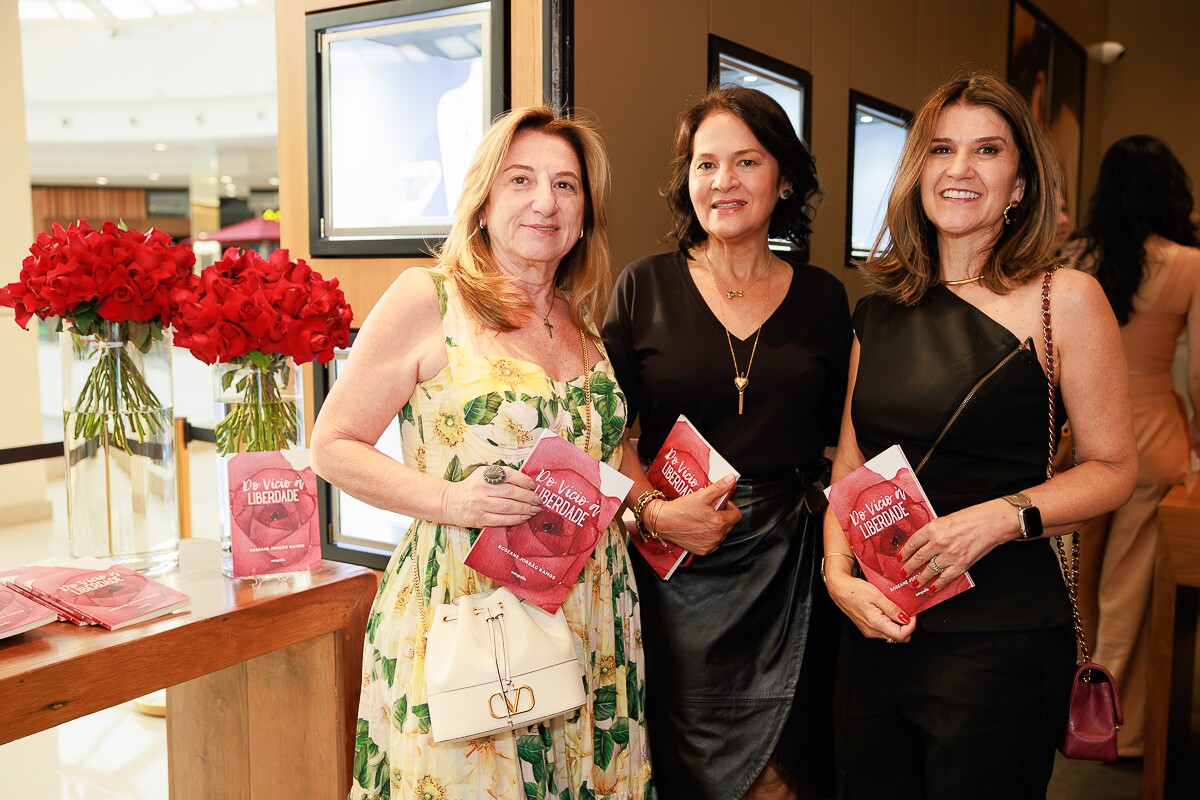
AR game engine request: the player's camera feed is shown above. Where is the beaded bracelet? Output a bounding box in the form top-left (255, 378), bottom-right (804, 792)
top-left (633, 489), bottom-right (667, 541)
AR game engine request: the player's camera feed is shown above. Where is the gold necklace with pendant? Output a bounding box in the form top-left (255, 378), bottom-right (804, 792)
top-left (704, 252), bottom-right (770, 415)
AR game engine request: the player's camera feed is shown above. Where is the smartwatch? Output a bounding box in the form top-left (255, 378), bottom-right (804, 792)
top-left (1002, 492), bottom-right (1043, 539)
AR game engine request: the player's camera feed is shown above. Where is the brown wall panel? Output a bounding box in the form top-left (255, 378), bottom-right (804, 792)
top-left (30, 187), bottom-right (190, 240)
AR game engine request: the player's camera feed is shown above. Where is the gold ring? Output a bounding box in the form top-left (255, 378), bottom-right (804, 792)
top-left (929, 555), bottom-right (945, 574)
top-left (885, 638), bottom-right (897, 644)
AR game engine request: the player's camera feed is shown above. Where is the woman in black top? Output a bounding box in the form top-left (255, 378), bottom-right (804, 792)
top-left (822, 73), bottom-right (1136, 799)
top-left (603, 87), bottom-right (851, 800)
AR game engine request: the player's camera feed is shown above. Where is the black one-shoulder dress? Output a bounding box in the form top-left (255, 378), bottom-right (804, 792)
top-left (839, 286), bottom-right (1076, 799)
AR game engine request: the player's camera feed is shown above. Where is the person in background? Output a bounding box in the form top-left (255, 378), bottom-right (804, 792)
top-left (823, 72), bottom-right (1136, 798)
top-left (603, 86), bottom-right (851, 800)
top-left (311, 106), bottom-right (656, 800)
top-left (1068, 134), bottom-right (1200, 757)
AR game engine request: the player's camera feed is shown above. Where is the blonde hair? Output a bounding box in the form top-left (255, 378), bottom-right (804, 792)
top-left (860, 72), bottom-right (1065, 305)
top-left (437, 106), bottom-right (613, 332)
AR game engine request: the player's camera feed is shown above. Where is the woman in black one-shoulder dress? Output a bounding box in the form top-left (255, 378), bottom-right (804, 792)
top-left (822, 73), bottom-right (1137, 800)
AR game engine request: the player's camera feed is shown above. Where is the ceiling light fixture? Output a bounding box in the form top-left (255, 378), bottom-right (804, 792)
top-left (742, 74), bottom-right (758, 83)
top-left (860, 114), bottom-right (874, 124)
top-left (154, 142), bottom-right (168, 152)
top-left (148, 173), bottom-right (160, 181)
top-left (96, 177), bottom-right (109, 185)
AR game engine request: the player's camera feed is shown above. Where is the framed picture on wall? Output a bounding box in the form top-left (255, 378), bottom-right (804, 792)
top-left (305, 0), bottom-right (509, 258)
top-left (845, 90), bottom-right (912, 266)
top-left (1008, 0), bottom-right (1086, 221)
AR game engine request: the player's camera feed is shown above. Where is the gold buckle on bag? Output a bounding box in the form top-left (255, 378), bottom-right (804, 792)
top-left (488, 685), bottom-right (535, 718)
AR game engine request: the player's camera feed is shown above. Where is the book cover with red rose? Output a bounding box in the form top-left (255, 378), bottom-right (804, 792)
top-left (824, 445), bottom-right (973, 616)
top-left (226, 449), bottom-right (322, 577)
top-left (7, 560), bottom-right (190, 630)
top-left (634, 415), bottom-right (740, 580)
top-left (0, 568), bottom-right (58, 639)
top-left (464, 431), bottom-right (635, 612)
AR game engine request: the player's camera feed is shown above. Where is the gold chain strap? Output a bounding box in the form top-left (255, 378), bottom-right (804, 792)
top-left (1041, 268), bottom-right (1090, 662)
top-left (410, 328), bottom-right (595, 653)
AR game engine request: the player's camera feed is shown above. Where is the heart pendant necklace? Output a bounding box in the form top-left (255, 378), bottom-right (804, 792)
top-left (726, 329), bottom-right (761, 415)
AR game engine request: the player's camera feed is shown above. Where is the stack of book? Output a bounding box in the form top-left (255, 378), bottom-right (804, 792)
top-left (0, 558), bottom-right (190, 633)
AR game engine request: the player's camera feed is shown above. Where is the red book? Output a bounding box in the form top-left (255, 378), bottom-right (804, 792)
top-left (824, 445), bottom-right (973, 616)
top-left (634, 415), bottom-right (739, 579)
top-left (464, 431), bottom-right (635, 612)
top-left (226, 450), bottom-right (322, 578)
top-left (0, 569), bottom-right (58, 639)
top-left (8, 560), bottom-right (190, 630)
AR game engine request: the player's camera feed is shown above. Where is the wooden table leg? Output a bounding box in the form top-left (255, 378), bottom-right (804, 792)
top-left (1145, 541), bottom-right (1176, 800)
top-left (167, 633), bottom-right (351, 799)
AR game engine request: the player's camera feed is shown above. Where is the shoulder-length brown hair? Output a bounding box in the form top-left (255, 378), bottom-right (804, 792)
top-left (860, 72), bottom-right (1064, 305)
top-left (437, 106), bottom-right (613, 333)
top-left (664, 86), bottom-right (821, 252)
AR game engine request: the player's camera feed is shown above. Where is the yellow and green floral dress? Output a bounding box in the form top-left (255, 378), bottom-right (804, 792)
top-left (349, 269), bottom-right (652, 800)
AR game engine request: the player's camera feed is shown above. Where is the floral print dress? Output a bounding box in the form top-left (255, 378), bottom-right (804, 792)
top-left (349, 269), bottom-right (652, 800)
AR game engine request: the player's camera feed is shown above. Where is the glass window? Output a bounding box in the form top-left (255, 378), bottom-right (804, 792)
top-left (846, 91), bottom-right (911, 265)
top-left (316, 341), bottom-right (413, 568)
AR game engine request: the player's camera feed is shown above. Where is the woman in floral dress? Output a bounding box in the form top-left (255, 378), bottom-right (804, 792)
top-left (312, 107), bottom-right (736, 800)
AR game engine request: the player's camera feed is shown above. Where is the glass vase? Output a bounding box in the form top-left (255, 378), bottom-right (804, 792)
top-left (61, 322), bottom-right (180, 575)
top-left (213, 355), bottom-right (306, 578)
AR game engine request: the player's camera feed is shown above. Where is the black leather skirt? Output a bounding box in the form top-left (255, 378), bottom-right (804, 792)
top-left (632, 466), bottom-right (837, 800)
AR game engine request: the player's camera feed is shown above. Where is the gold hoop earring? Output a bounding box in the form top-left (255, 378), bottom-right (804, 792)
top-left (1003, 201), bottom-right (1020, 226)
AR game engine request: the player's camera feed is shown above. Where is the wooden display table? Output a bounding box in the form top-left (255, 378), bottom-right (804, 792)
top-left (1146, 480), bottom-right (1200, 799)
top-left (0, 539), bottom-right (377, 798)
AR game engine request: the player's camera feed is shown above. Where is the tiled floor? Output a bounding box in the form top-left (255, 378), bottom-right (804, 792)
top-left (0, 443), bottom-right (218, 800)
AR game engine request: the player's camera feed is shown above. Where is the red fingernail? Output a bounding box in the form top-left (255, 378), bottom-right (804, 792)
top-left (928, 584), bottom-right (938, 593)
top-left (898, 612), bottom-right (911, 624)
top-left (896, 552), bottom-right (905, 562)
top-left (911, 577), bottom-right (919, 588)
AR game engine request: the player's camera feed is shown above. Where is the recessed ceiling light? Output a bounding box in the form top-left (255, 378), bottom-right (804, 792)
top-left (225, 184), bottom-right (238, 194)
top-left (154, 142), bottom-right (168, 152)
top-left (207, 176), bottom-right (218, 185)
top-left (148, 173), bottom-right (160, 181)
top-left (742, 74), bottom-right (758, 83)
top-left (220, 175), bottom-right (233, 184)
top-left (96, 177), bottom-right (109, 186)
top-left (267, 177), bottom-right (280, 187)
top-left (859, 114), bottom-right (874, 124)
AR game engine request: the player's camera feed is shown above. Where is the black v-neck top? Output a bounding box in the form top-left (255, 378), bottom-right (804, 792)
top-left (852, 286), bottom-right (1072, 632)
top-left (602, 250), bottom-right (851, 477)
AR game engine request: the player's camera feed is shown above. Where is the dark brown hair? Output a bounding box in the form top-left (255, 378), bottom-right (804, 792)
top-left (664, 86), bottom-right (820, 252)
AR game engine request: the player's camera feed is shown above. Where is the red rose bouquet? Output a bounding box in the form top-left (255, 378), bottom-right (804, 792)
top-left (0, 220), bottom-right (196, 452)
top-left (171, 247), bottom-right (352, 455)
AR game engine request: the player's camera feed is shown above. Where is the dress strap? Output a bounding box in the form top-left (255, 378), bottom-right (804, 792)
top-left (427, 268), bottom-right (471, 355)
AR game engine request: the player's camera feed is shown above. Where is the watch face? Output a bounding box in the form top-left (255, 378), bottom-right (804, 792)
top-left (1020, 506), bottom-right (1043, 538)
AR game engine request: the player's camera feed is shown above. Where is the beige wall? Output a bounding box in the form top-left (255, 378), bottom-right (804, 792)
top-left (575, 0), bottom-right (1126, 305)
top-left (270, 0), bottom-right (1197, 314)
top-left (1101, 0), bottom-right (1200, 192)
top-left (0, 4), bottom-right (52, 522)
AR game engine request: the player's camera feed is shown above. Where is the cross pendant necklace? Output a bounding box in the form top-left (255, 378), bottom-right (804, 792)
top-left (541, 292), bottom-right (556, 338)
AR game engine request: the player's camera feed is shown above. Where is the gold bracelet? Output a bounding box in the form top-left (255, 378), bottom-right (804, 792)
top-left (820, 552), bottom-right (857, 585)
top-left (648, 498), bottom-right (666, 541)
top-left (633, 490), bottom-right (666, 540)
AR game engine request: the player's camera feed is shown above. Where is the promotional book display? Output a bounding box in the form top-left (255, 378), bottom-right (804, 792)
top-left (0, 570), bottom-right (58, 640)
top-left (1, 558), bottom-right (189, 631)
top-left (464, 431), bottom-right (634, 613)
top-left (825, 445), bottom-right (973, 616)
top-left (224, 449), bottom-right (322, 578)
top-left (635, 415), bottom-right (739, 579)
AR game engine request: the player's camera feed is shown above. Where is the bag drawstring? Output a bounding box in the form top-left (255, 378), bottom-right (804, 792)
top-left (485, 609), bottom-right (515, 726)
